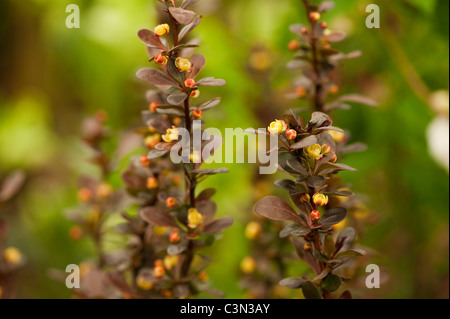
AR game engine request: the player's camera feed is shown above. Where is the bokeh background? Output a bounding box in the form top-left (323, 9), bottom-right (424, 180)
top-left (0, 0), bottom-right (448, 299)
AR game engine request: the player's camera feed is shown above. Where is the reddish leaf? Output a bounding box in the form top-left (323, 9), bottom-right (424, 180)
top-left (291, 135), bottom-right (318, 150)
top-left (197, 97), bottom-right (221, 111)
top-left (337, 94), bottom-right (378, 107)
top-left (169, 7), bottom-right (196, 25)
top-left (181, 0), bottom-right (200, 8)
top-left (0, 170), bottom-right (26, 203)
top-left (324, 31), bottom-right (347, 43)
top-left (136, 68), bottom-right (177, 86)
top-left (196, 77), bottom-right (226, 87)
top-left (137, 29), bottom-right (166, 50)
top-left (254, 196), bottom-right (304, 224)
top-left (179, 15), bottom-right (201, 41)
top-left (140, 206), bottom-right (179, 228)
top-left (188, 53), bottom-right (206, 79)
top-left (202, 217), bottom-right (234, 234)
top-left (318, 1), bottom-right (335, 12)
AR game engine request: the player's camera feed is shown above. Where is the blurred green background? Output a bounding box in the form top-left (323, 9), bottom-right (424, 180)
top-left (0, 0), bottom-right (448, 299)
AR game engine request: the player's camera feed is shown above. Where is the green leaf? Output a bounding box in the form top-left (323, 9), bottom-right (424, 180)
top-left (322, 274), bottom-right (341, 292)
top-left (302, 281), bottom-right (322, 299)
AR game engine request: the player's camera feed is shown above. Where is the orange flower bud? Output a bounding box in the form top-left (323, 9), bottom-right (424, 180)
top-left (313, 193), bottom-right (329, 206)
top-left (154, 53), bottom-right (168, 66)
top-left (145, 134), bottom-right (161, 148)
top-left (154, 265), bottom-right (165, 278)
top-left (184, 78), bottom-right (196, 89)
top-left (140, 154), bottom-right (151, 166)
top-left (198, 271), bottom-right (209, 283)
top-left (300, 193), bottom-right (311, 203)
top-left (301, 27), bottom-right (309, 35)
top-left (310, 210), bottom-right (321, 221)
top-left (77, 187), bottom-right (92, 203)
top-left (245, 222), bottom-right (262, 240)
top-left (154, 24), bottom-right (170, 37)
top-left (309, 12), bottom-right (321, 22)
top-left (173, 117), bottom-right (182, 126)
top-left (149, 102), bottom-right (160, 112)
top-left (169, 231), bottom-right (180, 243)
top-left (320, 21), bottom-right (328, 29)
top-left (69, 225), bottom-right (83, 240)
top-left (190, 90), bottom-right (200, 98)
top-left (321, 144), bottom-right (332, 156)
top-left (192, 109), bottom-right (203, 120)
top-left (286, 129), bottom-right (298, 141)
top-left (296, 86), bottom-right (307, 98)
top-left (165, 197), bottom-right (176, 208)
top-left (154, 259), bottom-right (163, 267)
top-left (304, 243), bottom-right (312, 251)
top-left (288, 39), bottom-right (300, 51)
top-left (331, 154), bottom-right (338, 163)
top-left (96, 183), bottom-right (113, 199)
top-left (329, 84), bottom-right (339, 95)
top-left (146, 177), bottom-right (159, 189)
top-left (172, 175), bottom-right (182, 185)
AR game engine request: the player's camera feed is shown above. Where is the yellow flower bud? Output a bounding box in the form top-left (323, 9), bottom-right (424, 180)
top-left (245, 222), bottom-right (262, 240)
top-left (175, 57), bottom-right (192, 72)
top-left (300, 193), bottom-right (311, 203)
top-left (268, 120), bottom-right (288, 135)
top-left (331, 154), bottom-right (338, 163)
top-left (145, 134), bottom-right (161, 148)
top-left (304, 144), bottom-right (323, 160)
top-left (154, 53), bottom-right (168, 66)
top-left (321, 144), bottom-right (332, 156)
top-left (313, 193), bottom-right (329, 206)
top-left (189, 151), bottom-right (202, 163)
top-left (309, 12), bottom-right (321, 21)
top-left (162, 126), bottom-right (179, 143)
top-left (240, 257), bottom-right (256, 274)
top-left (190, 90), bottom-right (200, 98)
top-left (187, 208), bottom-right (204, 229)
top-left (154, 265), bottom-right (165, 278)
top-left (328, 130), bottom-right (345, 142)
top-left (332, 219), bottom-right (346, 231)
top-left (153, 226), bottom-right (168, 236)
top-left (96, 183), bottom-right (113, 199)
top-left (3, 247), bottom-right (22, 265)
top-left (146, 177), bottom-right (159, 189)
top-left (136, 277), bottom-right (154, 291)
top-left (154, 24), bottom-right (170, 37)
top-left (329, 84), bottom-right (339, 95)
top-left (303, 243), bottom-right (312, 251)
top-left (163, 255), bottom-right (180, 270)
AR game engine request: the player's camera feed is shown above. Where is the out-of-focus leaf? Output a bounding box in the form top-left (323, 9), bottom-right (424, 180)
top-left (179, 15), bottom-right (201, 40)
top-left (291, 135), bottom-right (318, 150)
top-left (312, 268), bottom-right (330, 281)
top-left (317, 162), bottom-right (357, 175)
top-left (322, 274), bottom-right (341, 292)
top-left (197, 97), bottom-right (221, 111)
top-left (279, 277), bottom-right (305, 289)
top-left (156, 104), bottom-right (185, 116)
top-left (196, 77), bottom-right (226, 86)
top-left (336, 94), bottom-right (378, 107)
top-left (318, 1), bottom-right (335, 12)
top-left (202, 217), bottom-right (233, 234)
top-left (169, 7), bottom-right (196, 25)
top-left (191, 168), bottom-right (229, 176)
top-left (320, 207), bottom-right (347, 227)
top-left (254, 196), bottom-right (304, 224)
top-left (274, 179), bottom-right (297, 192)
top-left (136, 68), bottom-right (177, 86)
top-left (0, 170), bottom-right (26, 203)
top-left (334, 248), bottom-right (366, 259)
top-left (324, 31), bottom-right (347, 43)
top-left (140, 206), bottom-right (179, 228)
top-left (168, 243), bottom-right (187, 255)
top-left (290, 24), bottom-right (307, 35)
top-left (340, 290), bottom-right (353, 299)
top-left (181, 0), bottom-right (201, 9)
top-left (196, 188), bottom-right (216, 202)
top-left (167, 92), bottom-right (188, 105)
top-left (324, 234), bottom-right (335, 258)
top-left (147, 149), bottom-right (169, 160)
top-left (188, 53), bottom-right (206, 79)
top-left (306, 175), bottom-right (326, 188)
top-left (302, 281), bottom-right (322, 299)
top-left (335, 227), bottom-right (356, 254)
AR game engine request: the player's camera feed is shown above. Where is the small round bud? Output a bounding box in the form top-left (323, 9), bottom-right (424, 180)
top-left (192, 109), bottom-right (203, 120)
top-left (163, 255), bottom-right (180, 270)
top-left (240, 257), bottom-right (256, 274)
top-left (303, 243), bottom-right (312, 251)
top-left (154, 24), bottom-right (170, 37)
top-left (313, 193), bottom-right (329, 206)
top-left (145, 134), bottom-right (161, 148)
top-left (154, 265), bottom-right (165, 278)
top-left (187, 208), bottom-right (204, 229)
top-left (190, 90), bottom-right (200, 98)
top-left (165, 197), bottom-right (176, 209)
top-left (69, 225), bottom-right (83, 240)
top-left (96, 183), bottom-right (113, 199)
top-left (331, 154), bottom-right (338, 163)
top-left (149, 102), bottom-right (160, 112)
top-left (320, 21), bottom-right (328, 29)
top-left (304, 144), bottom-right (323, 160)
top-left (309, 12), bottom-right (321, 22)
top-left (300, 193), bottom-right (311, 203)
top-left (3, 247), bottom-right (22, 265)
top-left (198, 271), bottom-right (209, 283)
top-left (296, 86), bottom-right (307, 98)
top-left (329, 84), bottom-right (339, 95)
top-left (154, 259), bottom-right (163, 267)
top-left (310, 210), bottom-right (321, 221)
top-left (286, 129), bottom-right (298, 141)
top-left (189, 151), bottom-right (201, 163)
top-left (146, 177), bottom-right (159, 189)
top-left (301, 27), bottom-right (309, 35)
top-left (172, 175), bottom-right (182, 185)
top-left (136, 277), bottom-right (153, 291)
top-left (154, 53), bottom-right (168, 66)
top-left (321, 144), bottom-right (332, 156)
top-left (140, 154), bottom-right (151, 166)
top-left (169, 231), bottom-right (180, 243)
top-left (184, 78), bottom-right (196, 89)
top-left (95, 110), bottom-right (108, 123)
top-left (77, 187), bottom-right (92, 203)
top-left (288, 39), bottom-right (300, 51)
top-left (245, 222), bottom-right (262, 240)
